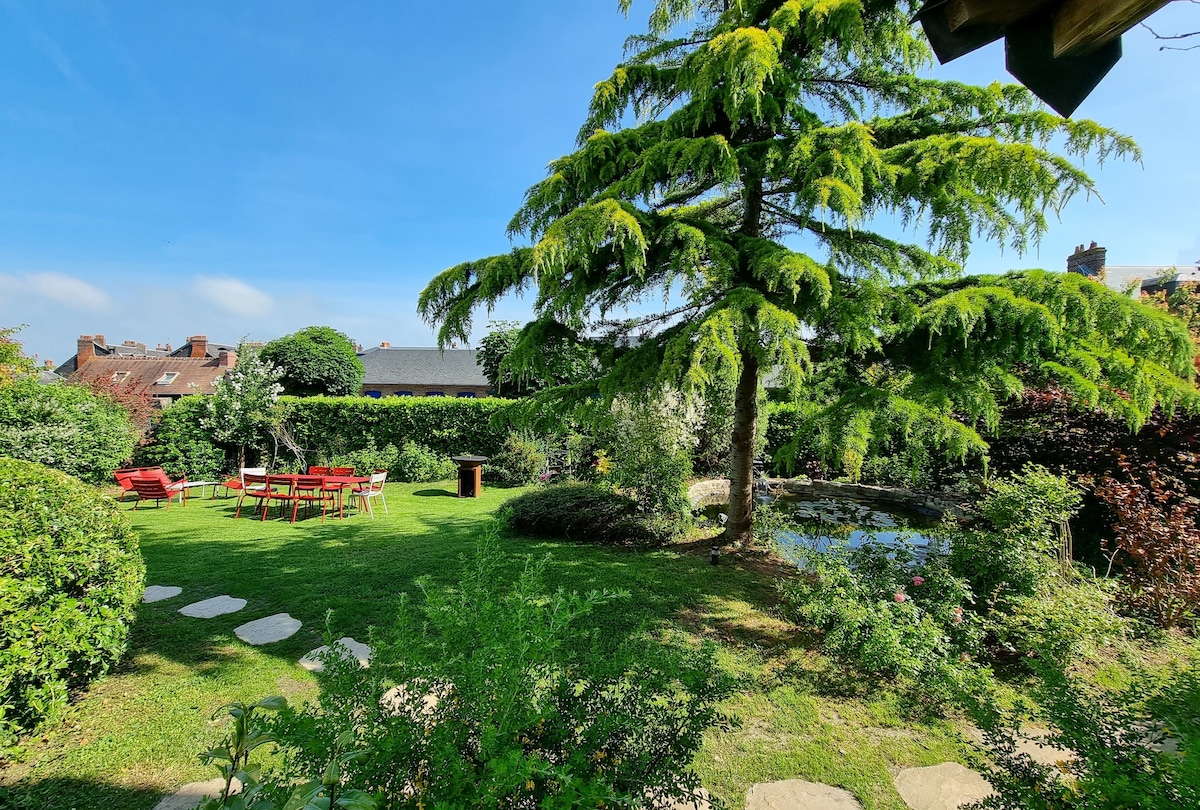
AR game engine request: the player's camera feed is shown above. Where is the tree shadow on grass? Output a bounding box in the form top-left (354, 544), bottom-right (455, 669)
top-left (0, 777), bottom-right (166, 810)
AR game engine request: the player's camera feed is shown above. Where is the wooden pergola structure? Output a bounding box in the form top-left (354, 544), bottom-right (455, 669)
top-left (916, 0), bottom-right (1172, 115)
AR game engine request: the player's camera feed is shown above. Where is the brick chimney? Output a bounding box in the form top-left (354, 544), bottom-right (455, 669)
top-left (1067, 242), bottom-right (1107, 277)
top-left (218, 348), bottom-right (237, 368)
top-left (44, 359), bottom-right (54, 368)
top-left (77, 335), bottom-right (96, 366)
top-left (380, 341), bottom-right (391, 348)
top-left (188, 335), bottom-right (208, 358)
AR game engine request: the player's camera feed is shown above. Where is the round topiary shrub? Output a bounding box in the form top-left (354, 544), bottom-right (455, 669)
top-left (503, 483), bottom-right (683, 547)
top-left (0, 458), bottom-right (145, 751)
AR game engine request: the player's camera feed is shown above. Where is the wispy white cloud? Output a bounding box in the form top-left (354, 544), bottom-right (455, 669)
top-left (3, 271), bottom-right (113, 311)
top-left (1, 1), bottom-right (91, 94)
top-left (193, 277), bottom-right (275, 317)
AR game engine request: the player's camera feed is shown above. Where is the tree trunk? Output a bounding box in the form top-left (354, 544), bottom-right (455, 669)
top-left (725, 348), bottom-right (759, 546)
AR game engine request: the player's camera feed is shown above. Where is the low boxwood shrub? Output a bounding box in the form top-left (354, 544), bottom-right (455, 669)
top-left (0, 458), bottom-right (145, 751)
top-left (504, 484), bottom-right (683, 547)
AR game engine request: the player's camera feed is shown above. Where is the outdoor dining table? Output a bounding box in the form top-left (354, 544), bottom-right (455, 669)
top-left (266, 473), bottom-right (371, 520)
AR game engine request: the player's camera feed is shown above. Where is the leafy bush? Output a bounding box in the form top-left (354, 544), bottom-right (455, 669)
top-left (133, 396), bottom-right (228, 479)
top-left (484, 433), bottom-right (545, 486)
top-left (947, 466), bottom-right (1081, 608)
top-left (971, 658), bottom-right (1200, 809)
top-left (392, 441), bottom-right (456, 483)
top-left (0, 459), bottom-right (144, 751)
top-left (0, 377), bottom-right (137, 484)
top-left (783, 541), bottom-right (984, 699)
top-left (604, 389), bottom-right (697, 520)
top-left (1095, 460), bottom-right (1200, 629)
top-left (504, 484), bottom-right (684, 547)
top-left (330, 439), bottom-right (400, 478)
top-left (212, 543), bottom-right (731, 809)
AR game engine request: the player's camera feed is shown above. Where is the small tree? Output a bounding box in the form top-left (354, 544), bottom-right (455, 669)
top-left (202, 346), bottom-right (283, 468)
top-left (259, 326), bottom-right (364, 397)
top-left (0, 325), bottom-right (35, 384)
top-left (477, 320), bottom-right (597, 398)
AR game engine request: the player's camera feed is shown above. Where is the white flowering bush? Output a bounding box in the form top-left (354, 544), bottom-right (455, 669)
top-left (605, 387), bottom-right (701, 520)
top-left (201, 347), bottom-right (284, 467)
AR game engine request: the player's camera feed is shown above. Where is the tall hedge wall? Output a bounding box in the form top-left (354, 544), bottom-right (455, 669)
top-left (278, 396), bottom-right (519, 461)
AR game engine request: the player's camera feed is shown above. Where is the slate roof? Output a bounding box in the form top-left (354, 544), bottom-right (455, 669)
top-left (54, 337), bottom-right (236, 376)
top-left (72, 356), bottom-right (230, 396)
top-left (358, 348), bottom-right (489, 387)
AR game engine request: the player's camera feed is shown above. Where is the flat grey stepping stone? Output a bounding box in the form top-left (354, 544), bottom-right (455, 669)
top-left (179, 595), bottom-right (247, 618)
top-left (299, 636), bottom-right (371, 671)
top-left (142, 585), bottom-right (182, 603)
top-left (234, 613), bottom-right (302, 645)
top-left (1015, 729), bottom-right (1074, 768)
top-left (893, 763), bottom-right (994, 810)
top-left (153, 777), bottom-right (240, 810)
top-left (746, 780), bottom-right (862, 810)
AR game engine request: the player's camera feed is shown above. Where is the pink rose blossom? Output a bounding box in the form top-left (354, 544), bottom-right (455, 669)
top-left (912, 576), bottom-right (925, 586)
top-left (893, 592), bottom-right (907, 603)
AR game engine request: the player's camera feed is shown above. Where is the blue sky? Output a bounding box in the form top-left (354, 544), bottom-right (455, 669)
top-left (2, 1), bottom-right (1198, 365)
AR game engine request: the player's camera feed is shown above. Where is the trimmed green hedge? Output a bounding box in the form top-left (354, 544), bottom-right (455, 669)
top-left (279, 396), bottom-right (518, 461)
top-left (0, 458), bottom-right (145, 751)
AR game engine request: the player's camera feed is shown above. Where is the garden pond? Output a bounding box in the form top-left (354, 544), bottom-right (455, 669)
top-left (701, 492), bottom-right (945, 564)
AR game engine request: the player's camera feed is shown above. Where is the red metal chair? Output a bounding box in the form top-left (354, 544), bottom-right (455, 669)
top-left (331, 466), bottom-right (355, 476)
top-left (130, 475), bottom-right (187, 509)
top-left (308, 466), bottom-right (331, 475)
top-left (114, 466), bottom-right (161, 500)
top-left (290, 475), bottom-right (336, 522)
top-left (234, 473), bottom-right (273, 519)
top-left (262, 475), bottom-right (298, 521)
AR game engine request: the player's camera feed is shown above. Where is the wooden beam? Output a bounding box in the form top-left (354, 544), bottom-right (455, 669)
top-left (946, 0), bottom-right (1050, 32)
top-left (1054, 0), bottom-right (1172, 57)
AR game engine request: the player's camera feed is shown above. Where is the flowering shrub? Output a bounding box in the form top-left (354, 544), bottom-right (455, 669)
top-left (201, 347), bottom-right (284, 468)
top-left (604, 387), bottom-right (701, 519)
top-left (783, 541), bottom-right (983, 697)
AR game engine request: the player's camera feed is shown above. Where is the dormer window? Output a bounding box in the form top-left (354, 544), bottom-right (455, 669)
top-left (111, 371), bottom-right (130, 383)
top-left (155, 372), bottom-right (179, 385)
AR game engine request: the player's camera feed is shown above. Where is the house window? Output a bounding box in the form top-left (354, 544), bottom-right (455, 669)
top-left (456, 391), bottom-right (475, 398)
top-left (155, 372), bottom-right (179, 385)
top-left (425, 391), bottom-right (445, 397)
top-left (392, 391), bottom-right (414, 397)
top-left (111, 371), bottom-right (130, 383)
top-left (364, 390), bottom-right (382, 398)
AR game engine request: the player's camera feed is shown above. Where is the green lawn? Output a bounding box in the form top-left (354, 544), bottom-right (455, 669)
top-left (0, 481), bottom-right (974, 809)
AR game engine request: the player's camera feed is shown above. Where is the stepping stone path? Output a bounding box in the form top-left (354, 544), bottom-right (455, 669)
top-left (234, 613), bottom-right (302, 645)
top-left (153, 777), bottom-right (239, 810)
top-left (299, 636), bottom-right (372, 671)
top-left (746, 780), bottom-right (862, 810)
top-left (142, 585), bottom-right (182, 603)
top-left (179, 595), bottom-right (247, 618)
top-left (893, 763), bottom-right (994, 810)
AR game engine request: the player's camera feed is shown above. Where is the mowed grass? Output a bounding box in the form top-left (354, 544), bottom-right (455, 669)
top-left (0, 481), bottom-right (974, 809)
